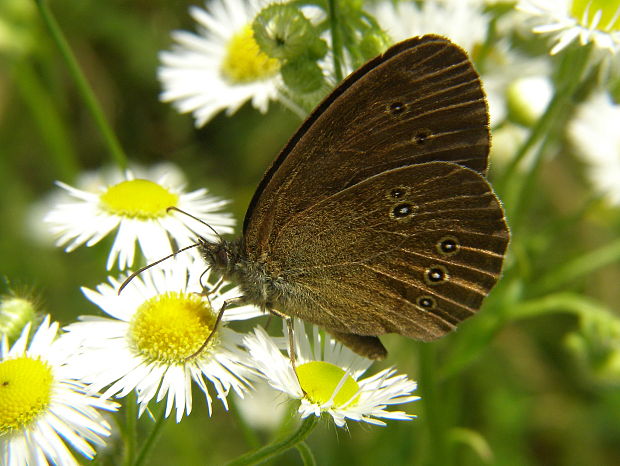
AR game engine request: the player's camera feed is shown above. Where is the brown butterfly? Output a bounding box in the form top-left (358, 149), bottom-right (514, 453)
top-left (198, 35), bottom-right (509, 359)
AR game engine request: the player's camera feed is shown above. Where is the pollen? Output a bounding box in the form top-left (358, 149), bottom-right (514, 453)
top-left (100, 179), bottom-right (179, 219)
top-left (570, 0), bottom-right (620, 31)
top-left (129, 292), bottom-right (218, 364)
top-left (221, 25), bottom-right (280, 84)
top-left (296, 361), bottom-right (361, 407)
top-left (0, 356), bottom-right (54, 435)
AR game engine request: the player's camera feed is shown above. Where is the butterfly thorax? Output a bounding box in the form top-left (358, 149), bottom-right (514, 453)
top-left (198, 237), bottom-right (287, 310)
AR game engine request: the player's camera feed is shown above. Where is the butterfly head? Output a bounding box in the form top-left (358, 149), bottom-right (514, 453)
top-left (197, 237), bottom-right (243, 278)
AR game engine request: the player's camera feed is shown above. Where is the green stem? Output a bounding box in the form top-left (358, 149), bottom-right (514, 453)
top-left (419, 344), bottom-right (450, 466)
top-left (509, 292), bottom-right (612, 320)
top-left (296, 441), bottom-right (317, 466)
top-left (497, 91), bottom-right (562, 189)
top-left (533, 238), bottom-right (620, 295)
top-left (133, 409), bottom-right (168, 466)
top-left (500, 44), bottom-right (593, 231)
top-left (34, 0), bottom-right (128, 170)
top-left (226, 416), bottom-right (319, 466)
top-left (123, 394), bottom-right (137, 466)
top-left (503, 119), bottom-right (554, 228)
top-left (327, 0), bottom-right (343, 82)
top-left (498, 45), bottom-right (591, 190)
top-left (12, 61), bottom-right (79, 181)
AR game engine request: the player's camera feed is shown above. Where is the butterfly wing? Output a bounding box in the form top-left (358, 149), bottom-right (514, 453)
top-left (269, 162), bottom-right (509, 340)
top-left (243, 35), bottom-right (491, 258)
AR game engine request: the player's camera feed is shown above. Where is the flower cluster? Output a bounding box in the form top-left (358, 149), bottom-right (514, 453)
top-left (12, 154), bottom-right (420, 464)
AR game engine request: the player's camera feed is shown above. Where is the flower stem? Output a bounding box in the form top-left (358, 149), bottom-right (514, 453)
top-left (419, 343), bottom-right (450, 466)
top-left (11, 61), bottom-right (79, 181)
top-left (498, 44), bottom-right (592, 230)
top-left (497, 91), bottom-right (562, 189)
top-left (328, 0), bottom-right (344, 82)
top-left (123, 394), bottom-right (138, 466)
top-left (226, 415), bottom-right (319, 466)
top-left (532, 238), bottom-right (620, 295)
top-left (497, 44), bottom-right (590, 189)
top-left (33, 0), bottom-right (128, 170)
top-left (132, 408), bottom-right (168, 466)
top-left (296, 441), bottom-right (317, 466)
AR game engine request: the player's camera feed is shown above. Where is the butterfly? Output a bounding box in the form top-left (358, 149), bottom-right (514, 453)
top-left (197, 35), bottom-right (509, 359)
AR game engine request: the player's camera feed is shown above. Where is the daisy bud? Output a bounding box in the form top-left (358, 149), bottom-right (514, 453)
top-left (0, 293), bottom-right (37, 341)
top-left (281, 58), bottom-right (325, 94)
top-left (253, 4), bottom-right (326, 62)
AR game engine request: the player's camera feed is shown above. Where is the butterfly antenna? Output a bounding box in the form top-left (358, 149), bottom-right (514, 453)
top-left (117, 243), bottom-right (201, 295)
top-left (167, 206), bottom-right (223, 241)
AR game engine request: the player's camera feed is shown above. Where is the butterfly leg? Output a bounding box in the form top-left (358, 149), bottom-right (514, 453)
top-left (200, 273), bottom-right (224, 296)
top-left (284, 317), bottom-right (309, 397)
top-left (329, 331), bottom-right (387, 360)
top-left (268, 308), bottom-right (307, 396)
top-left (185, 296), bottom-right (244, 360)
top-left (268, 308), bottom-right (300, 367)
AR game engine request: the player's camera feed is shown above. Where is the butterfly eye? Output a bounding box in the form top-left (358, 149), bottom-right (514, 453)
top-left (413, 128), bottom-right (432, 145)
top-left (390, 203), bottom-right (415, 220)
top-left (436, 236), bottom-right (460, 256)
top-left (416, 295), bottom-right (437, 310)
top-left (388, 102), bottom-right (406, 115)
top-left (424, 265), bottom-right (448, 285)
top-left (386, 187), bottom-right (408, 200)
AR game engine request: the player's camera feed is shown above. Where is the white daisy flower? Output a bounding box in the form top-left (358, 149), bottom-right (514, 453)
top-left (158, 0), bottom-right (283, 127)
top-left (568, 91), bottom-right (620, 205)
top-left (45, 163), bottom-right (234, 270)
top-left (63, 259), bottom-right (262, 423)
top-left (371, 0), bottom-right (489, 55)
top-left (244, 321), bottom-right (419, 427)
top-left (0, 316), bottom-right (117, 466)
top-left (517, 0), bottom-right (620, 55)
top-left (371, 0), bottom-right (553, 127)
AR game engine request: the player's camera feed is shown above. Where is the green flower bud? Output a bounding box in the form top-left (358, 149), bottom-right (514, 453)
top-left (281, 58), bottom-right (325, 94)
top-left (359, 30), bottom-right (392, 61)
top-left (506, 76), bottom-right (553, 127)
top-left (0, 294), bottom-right (37, 341)
top-left (253, 4), bottom-right (326, 61)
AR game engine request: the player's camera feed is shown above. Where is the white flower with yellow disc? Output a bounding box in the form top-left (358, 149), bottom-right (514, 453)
top-left (518, 0), bottom-right (620, 54)
top-left (0, 316), bottom-right (117, 466)
top-left (244, 321), bottom-right (419, 427)
top-left (63, 259), bottom-right (262, 423)
top-left (158, 0), bottom-right (283, 127)
top-left (45, 163), bottom-right (233, 270)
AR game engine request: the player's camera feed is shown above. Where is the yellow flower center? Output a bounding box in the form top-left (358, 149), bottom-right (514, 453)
top-left (571, 0), bottom-right (620, 31)
top-left (296, 361), bottom-right (360, 407)
top-left (221, 25), bottom-right (280, 84)
top-left (129, 291), bottom-right (218, 364)
top-left (100, 179), bottom-right (179, 220)
top-left (0, 357), bottom-right (53, 435)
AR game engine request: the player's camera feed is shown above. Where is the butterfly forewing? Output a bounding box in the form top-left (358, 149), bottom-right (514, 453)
top-left (243, 35), bottom-right (490, 257)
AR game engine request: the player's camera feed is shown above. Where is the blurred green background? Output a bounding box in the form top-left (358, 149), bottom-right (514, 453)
top-left (2, 1), bottom-right (620, 465)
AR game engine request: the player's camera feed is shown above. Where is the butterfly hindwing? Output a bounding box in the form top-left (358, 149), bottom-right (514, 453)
top-left (268, 162), bottom-right (508, 339)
